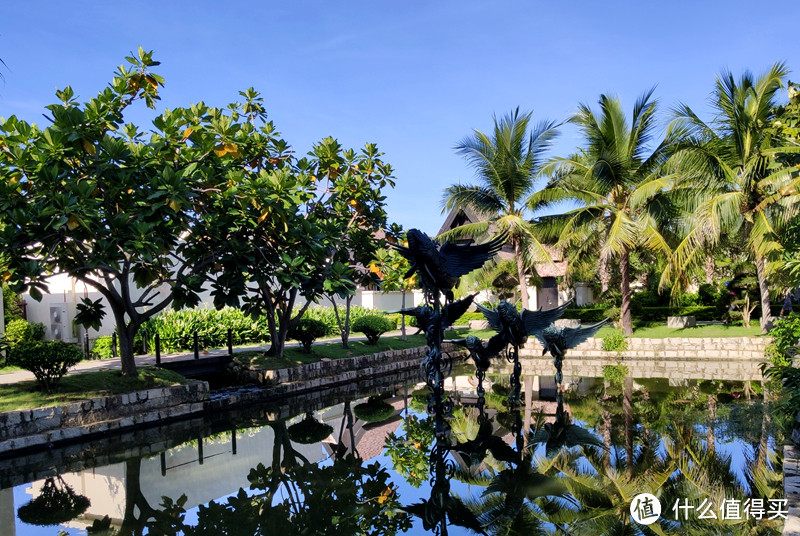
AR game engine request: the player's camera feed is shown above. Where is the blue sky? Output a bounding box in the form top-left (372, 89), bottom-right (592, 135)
top-left (1, 1), bottom-right (797, 234)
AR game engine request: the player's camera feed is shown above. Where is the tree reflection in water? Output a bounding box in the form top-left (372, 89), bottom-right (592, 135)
top-left (145, 412), bottom-right (412, 536)
top-left (116, 377), bottom-right (786, 536)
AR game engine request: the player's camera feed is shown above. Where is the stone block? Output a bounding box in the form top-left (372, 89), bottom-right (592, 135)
top-left (469, 319), bottom-right (489, 330)
top-left (554, 319), bottom-right (581, 329)
top-left (667, 316), bottom-right (696, 328)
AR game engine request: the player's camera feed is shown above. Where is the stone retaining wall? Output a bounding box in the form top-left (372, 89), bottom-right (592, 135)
top-left (229, 342), bottom-right (465, 389)
top-left (0, 382), bottom-right (209, 455)
top-left (509, 336), bottom-right (769, 381)
top-left (521, 336), bottom-right (770, 359)
top-left (0, 344), bottom-right (451, 455)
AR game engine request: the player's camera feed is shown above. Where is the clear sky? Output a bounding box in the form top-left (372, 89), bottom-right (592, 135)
top-left (1, 1), bottom-right (797, 235)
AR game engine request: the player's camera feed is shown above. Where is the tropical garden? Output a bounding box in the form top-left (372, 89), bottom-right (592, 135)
top-left (0, 51), bottom-right (799, 406)
top-left (1, 49), bottom-right (799, 536)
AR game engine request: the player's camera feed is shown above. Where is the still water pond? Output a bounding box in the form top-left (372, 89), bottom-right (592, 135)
top-left (1, 372), bottom-right (785, 535)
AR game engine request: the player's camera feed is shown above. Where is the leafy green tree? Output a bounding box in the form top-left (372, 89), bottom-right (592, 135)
top-left (310, 137), bottom-right (394, 349)
top-left (372, 225), bottom-right (419, 340)
top-left (665, 63), bottom-right (800, 333)
top-left (0, 48), bottom-right (224, 375)
top-left (185, 97), bottom-right (395, 357)
top-left (536, 89), bottom-right (679, 334)
top-left (441, 108), bottom-right (559, 309)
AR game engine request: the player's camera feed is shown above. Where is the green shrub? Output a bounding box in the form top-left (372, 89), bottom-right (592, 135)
top-left (16, 476), bottom-right (90, 526)
top-left (561, 306), bottom-right (607, 322)
top-left (352, 315), bottom-right (394, 345)
top-left (2, 284), bottom-right (22, 322)
top-left (30, 322), bottom-right (46, 342)
top-left (453, 311), bottom-right (486, 325)
top-left (636, 305), bottom-right (719, 322)
top-left (287, 413), bottom-right (333, 444)
top-left (301, 305), bottom-right (378, 336)
top-left (8, 341), bottom-right (82, 392)
top-left (604, 306), bottom-right (621, 326)
top-left (143, 307), bottom-right (267, 353)
top-left (288, 318), bottom-right (328, 353)
top-left (766, 314), bottom-right (800, 366)
top-left (90, 335), bottom-right (115, 360)
top-left (5, 318), bottom-right (34, 347)
top-left (601, 330), bottom-right (628, 353)
top-left (353, 396), bottom-right (395, 423)
top-left (602, 364), bottom-right (629, 387)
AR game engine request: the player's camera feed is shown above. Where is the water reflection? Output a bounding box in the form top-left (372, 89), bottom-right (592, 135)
top-left (4, 376), bottom-right (786, 535)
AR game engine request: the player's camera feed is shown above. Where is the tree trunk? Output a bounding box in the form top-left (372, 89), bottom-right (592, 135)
top-left (706, 394), bottom-right (716, 456)
top-left (620, 248), bottom-right (633, 335)
top-left (755, 256), bottom-right (773, 334)
top-left (623, 375), bottom-right (634, 477)
top-left (599, 253), bottom-right (611, 294)
top-left (704, 256), bottom-right (715, 285)
top-left (114, 314), bottom-right (139, 377)
top-left (342, 296), bottom-right (352, 349)
top-left (400, 289), bottom-right (407, 341)
top-left (601, 409), bottom-right (612, 470)
top-left (119, 458), bottom-right (155, 536)
top-left (514, 237), bottom-right (529, 310)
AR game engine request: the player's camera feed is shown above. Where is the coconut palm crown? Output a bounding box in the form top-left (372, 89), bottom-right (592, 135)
top-left (440, 108), bottom-right (559, 309)
top-left (663, 62), bottom-right (800, 333)
top-left (534, 88), bottom-right (681, 335)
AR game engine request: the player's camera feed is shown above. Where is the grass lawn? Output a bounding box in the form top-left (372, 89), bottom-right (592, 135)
top-left (0, 367), bottom-right (188, 413)
top-left (240, 333), bottom-right (430, 370)
top-left (595, 320), bottom-right (766, 339)
top-left (0, 365), bottom-right (23, 374)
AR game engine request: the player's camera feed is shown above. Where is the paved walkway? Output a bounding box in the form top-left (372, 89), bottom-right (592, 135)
top-left (0, 329), bottom-right (416, 385)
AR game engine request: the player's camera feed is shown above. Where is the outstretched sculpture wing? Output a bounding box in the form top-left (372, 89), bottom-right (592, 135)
top-left (443, 294), bottom-right (476, 328)
top-left (475, 303), bottom-right (502, 333)
top-left (484, 333), bottom-right (508, 356)
top-left (439, 233), bottom-right (507, 278)
top-left (561, 319), bottom-right (609, 348)
top-left (521, 300), bottom-right (572, 335)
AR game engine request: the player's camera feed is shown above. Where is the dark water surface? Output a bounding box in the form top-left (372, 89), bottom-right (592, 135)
top-left (1, 373), bottom-right (785, 535)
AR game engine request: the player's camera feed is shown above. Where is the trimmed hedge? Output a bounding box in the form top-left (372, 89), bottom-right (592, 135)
top-left (287, 414), bottom-right (333, 444)
top-left (9, 341), bottom-right (82, 392)
top-left (353, 396), bottom-right (395, 423)
top-left (288, 318), bottom-right (328, 353)
top-left (453, 311), bottom-right (486, 325)
top-left (561, 307), bottom-right (607, 322)
top-left (4, 319), bottom-right (44, 347)
top-left (143, 307), bottom-right (268, 353)
top-left (302, 305), bottom-right (382, 336)
top-left (562, 304), bottom-right (739, 322)
top-left (90, 335), bottom-right (115, 360)
top-left (352, 315), bottom-right (394, 345)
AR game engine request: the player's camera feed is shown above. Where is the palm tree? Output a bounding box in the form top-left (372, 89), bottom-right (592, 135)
top-left (664, 63), bottom-right (800, 333)
top-left (441, 108), bottom-right (559, 309)
top-left (535, 89), bottom-right (680, 334)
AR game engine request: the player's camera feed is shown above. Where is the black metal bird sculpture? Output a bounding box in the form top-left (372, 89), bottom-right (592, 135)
top-left (450, 333), bottom-right (507, 397)
top-left (390, 229), bottom-right (506, 301)
top-left (536, 319), bottom-right (609, 360)
top-left (390, 294), bottom-right (476, 347)
top-left (476, 300), bottom-right (573, 346)
top-left (473, 300), bottom-right (572, 406)
top-left (453, 416), bottom-right (518, 466)
top-left (536, 319), bottom-right (609, 391)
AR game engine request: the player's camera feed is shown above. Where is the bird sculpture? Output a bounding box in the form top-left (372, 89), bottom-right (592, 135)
top-left (448, 333), bottom-right (507, 397)
top-left (536, 319), bottom-right (609, 386)
top-left (535, 319), bottom-right (609, 360)
top-left (458, 334), bottom-right (507, 372)
top-left (391, 229), bottom-right (506, 301)
top-left (390, 294), bottom-right (476, 347)
top-left (476, 300), bottom-right (573, 346)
